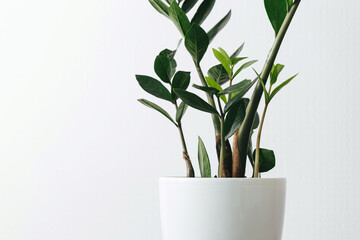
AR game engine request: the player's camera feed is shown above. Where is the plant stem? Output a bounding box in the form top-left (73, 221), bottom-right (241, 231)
top-left (228, 69), bottom-right (233, 101)
top-left (254, 103), bottom-right (268, 178)
top-left (234, 1), bottom-right (301, 177)
top-left (216, 97), bottom-right (226, 177)
top-left (175, 103), bottom-right (195, 177)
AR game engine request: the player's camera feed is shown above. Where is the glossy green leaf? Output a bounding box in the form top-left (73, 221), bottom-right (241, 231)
top-left (191, 0), bottom-right (215, 25)
top-left (154, 54), bottom-right (172, 83)
top-left (185, 24), bottom-right (209, 64)
top-left (136, 75), bottom-right (172, 102)
top-left (138, 99), bottom-right (177, 126)
top-left (223, 79), bottom-right (257, 113)
top-left (219, 48), bottom-right (231, 65)
top-left (205, 77), bottom-right (226, 103)
top-left (252, 112), bottom-right (260, 130)
top-left (173, 88), bottom-right (219, 115)
top-left (253, 148), bottom-right (276, 172)
top-left (207, 64), bottom-right (229, 85)
top-left (207, 10), bottom-right (231, 43)
top-left (171, 71), bottom-right (191, 100)
top-left (198, 136), bottom-right (211, 177)
top-left (181, 0), bottom-right (199, 13)
top-left (169, 2), bottom-right (191, 36)
top-left (230, 43), bottom-right (245, 58)
top-left (231, 57), bottom-right (247, 66)
top-left (160, 39), bottom-right (182, 60)
top-left (149, 0), bottom-right (170, 18)
top-left (224, 99), bottom-right (247, 139)
top-left (176, 101), bottom-right (188, 122)
top-left (213, 49), bottom-right (231, 76)
top-left (264, 0), bottom-right (288, 35)
top-left (219, 79), bottom-right (252, 95)
top-left (192, 84), bottom-right (219, 95)
top-left (270, 64), bottom-right (285, 85)
top-left (233, 60), bottom-right (258, 79)
top-left (270, 73), bottom-right (297, 100)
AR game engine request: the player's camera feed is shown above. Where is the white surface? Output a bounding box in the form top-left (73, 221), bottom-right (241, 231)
top-left (159, 178), bottom-right (286, 240)
top-left (0, 0), bottom-right (359, 239)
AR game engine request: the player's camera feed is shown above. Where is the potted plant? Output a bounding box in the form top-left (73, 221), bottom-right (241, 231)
top-left (135, 0), bottom-right (301, 239)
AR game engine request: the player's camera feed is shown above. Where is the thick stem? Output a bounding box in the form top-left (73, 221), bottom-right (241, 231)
top-left (254, 103), bottom-right (268, 178)
top-left (234, 1), bottom-right (301, 177)
top-left (216, 97), bottom-right (226, 177)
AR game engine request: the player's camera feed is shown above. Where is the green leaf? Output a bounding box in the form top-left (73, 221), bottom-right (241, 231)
top-left (270, 64), bottom-right (285, 85)
top-left (269, 73), bottom-right (297, 100)
top-left (264, 0), bottom-right (288, 35)
top-left (160, 39), bottom-right (182, 60)
top-left (169, 2), bottom-right (191, 36)
top-left (136, 75), bottom-right (172, 102)
top-left (166, 0), bottom-right (174, 4)
top-left (154, 54), bottom-right (172, 84)
top-left (253, 148), bottom-right (276, 172)
top-left (213, 48), bottom-right (231, 76)
top-left (253, 69), bottom-right (270, 103)
top-left (219, 79), bottom-right (252, 95)
top-left (176, 101), bottom-right (188, 122)
top-left (198, 136), bottom-right (211, 177)
top-left (181, 0), bottom-right (199, 13)
top-left (224, 99), bottom-right (248, 139)
top-left (230, 43), bottom-right (245, 58)
top-left (223, 79), bottom-right (257, 113)
top-left (191, 0), bottom-right (215, 25)
top-left (218, 48), bottom-right (231, 65)
top-left (286, 0), bottom-right (293, 11)
top-left (192, 84), bottom-right (219, 95)
top-left (207, 10), bottom-right (231, 43)
top-left (231, 57), bottom-right (247, 66)
top-left (233, 60), bottom-right (258, 79)
top-left (173, 88), bottom-right (219, 115)
top-left (207, 64), bottom-right (229, 85)
top-left (205, 77), bottom-right (226, 103)
top-left (138, 99), bottom-right (177, 126)
top-left (149, 0), bottom-right (170, 18)
top-left (185, 24), bottom-right (209, 64)
top-left (252, 112), bottom-right (260, 130)
top-left (171, 71), bottom-right (191, 100)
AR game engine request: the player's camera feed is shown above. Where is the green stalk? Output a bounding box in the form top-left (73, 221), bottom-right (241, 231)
top-left (254, 103), bottom-right (269, 178)
top-left (235, 0), bottom-right (301, 177)
top-left (216, 97), bottom-right (226, 177)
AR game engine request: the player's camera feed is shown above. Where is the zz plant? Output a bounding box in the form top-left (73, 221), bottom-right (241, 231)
top-left (136, 0), bottom-right (301, 178)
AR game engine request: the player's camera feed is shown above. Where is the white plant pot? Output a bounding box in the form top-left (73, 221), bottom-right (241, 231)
top-left (159, 177), bottom-right (286, 240)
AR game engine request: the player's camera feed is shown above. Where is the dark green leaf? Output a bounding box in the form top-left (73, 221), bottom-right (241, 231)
top-left (207, 64), bottom-right (229, 85)
top-left (213, 49), bottom-right (231, 76)
top-left (223, 79), bottom-right (257, 113)
top-left (286, 0), bottom-right (293, 11)
top-left (173, 88), bottom-right (219, 115)
top-left (230, 43), bottom-right (244, 58)
top-left (270, 64), bottom-right (285, 85)
top-left (191, 0), bottom-right (215, 25)
top-left (205, 77), bottom-right (226, 103)
top-left (253, 68), bottom-right (270, 103)
top-left (149, 0), bottom-right (170, 18)
top-left (252, 112), bottom-right (260, 130)
top-left (219, 79), bottom-right (252, 95)
top-left (154, 54), bottom-right (172, 83)
top-left (247, 139), bottom-right (254, 167)
top-left (269, 73), bottom-right (297, 100)
top-left (138, 99), bottom-right (177, 126)
top-left (231, 57), bottom-right (247, 66)
top-left (198, 136), bottom-right (211, 177)
top-left (233, 60), bottom-right (258, 79)
top-left (192, 84), bottom-right (219, 94)
top-left (253, 148), bottom-right (276, 172)
top-left (171, 71), bottom-right (191, 100)
top-left (181, 0), bottom-right (199, 13)
top-left (264, 0), bottom-right (288, 35)
top-left (224, 99), bottom-right (247, 139)
top-left (136, 75), bottom-right (172, 102)
top-left (176, 101), bottom-right (188, 122)
top-left (185, 24), bottom-right (209, 64)
top-left (160, 39), bottom-right (182, 60)
top-left (169, 2), bottom-right (191, 36)
top-left (207, 10), bottom-right (232, 43)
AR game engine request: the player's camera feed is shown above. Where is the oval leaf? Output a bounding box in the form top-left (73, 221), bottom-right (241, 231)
top-left (191, 0), bottom-right (216, 25)
top-left (176, 101), bottom-right (188, 123)
top-left (185, 24), bottom-right (209, 64)
top-left (136, 75), bottom-right (172, 102)
top-left (208, 10), bottom-right (232, 43)
top-left (213, 48), bottom-right (231, 76)
top-left (224, 99), bottom-right (247, 139)
top-left (219, 79), bottom-right (252, 95)
top-left (138, 99), bottom-right (177, 126)
top-left (173, 88), bottom-right (219, 115)
top-left (270, 63), bottom-right (285, 85)
top-left (264, 0), bottom-right (288, 35)
top-left (169, 2), bottom-right (191, 36)
top-left (198, 136), bottom-right (211, 177)
top-left (253, 148), bottom-right (276, 172)
top-left (171, 71), bottom-right (191, 99)
top-left (205, 77), bottom-right (226, 103)
top-left (154, 54), bottom-right (172, 83)
top-left (207, 64), bottom-right (229, 85)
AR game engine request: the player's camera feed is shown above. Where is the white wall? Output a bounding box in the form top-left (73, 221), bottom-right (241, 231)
top-left (0, 0), bottom-right (359, 239)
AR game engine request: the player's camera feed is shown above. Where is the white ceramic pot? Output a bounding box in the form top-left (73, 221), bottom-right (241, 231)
top-left (159, 177), bottom-right (286, 240)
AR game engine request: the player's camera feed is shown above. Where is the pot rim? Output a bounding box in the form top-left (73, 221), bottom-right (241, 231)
top-left (159, 177), bottom-right (286, 184)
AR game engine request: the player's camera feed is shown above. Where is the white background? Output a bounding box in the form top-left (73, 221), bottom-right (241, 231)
top-left (1, 0), bottom-right (359, 239)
